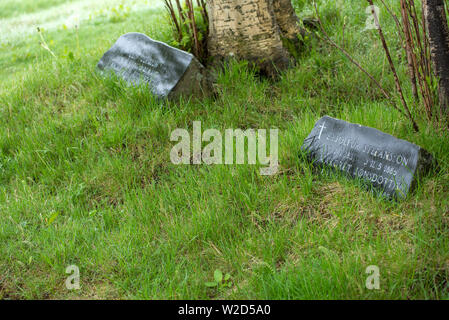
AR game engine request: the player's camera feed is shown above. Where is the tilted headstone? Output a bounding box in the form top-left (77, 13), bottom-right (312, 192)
top-left (97, 32), bottom-right (212, 98)
top-left (301, 116), bottom-right (435, 199)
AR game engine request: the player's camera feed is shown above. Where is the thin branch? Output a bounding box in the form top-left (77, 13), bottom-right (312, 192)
top-left (175, 0), bottom-right (186, 26)
top-left (400, 0), bottom-right (419, 100)
top-left (196, 0), bottom-right (208, 25)
top-left (186, 0), bottom-right (200, 58)
top-left (313, 2), bottom-right (405, 116)
top-left (378, 0), bottom-right (405, 45)
top-left (163, 0), bottom-right (182, 42)
top-left (367, 0), bottom-right (419, 132)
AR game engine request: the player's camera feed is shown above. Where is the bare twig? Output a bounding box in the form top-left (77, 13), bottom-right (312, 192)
top-left (378, 0), bottom-right (405, 45)
top-left (196, 0), bottom-right (208, 24)
top-left (163, 0), bottom-right (209, 63)
top-left (367, 0), bottom-right (419, 132)
top-left (186, 0), bottom-right (200, 58)
top-left (407, 0), bottom-right (434, 119)
top-left (400, 0), bottom-right (419, 100)
top-left (163, 0), bottom-right (182, 42)
top-left (175, 0), bottom-right (186, 25)
top-left (313, 2), bottom-right (405, 116)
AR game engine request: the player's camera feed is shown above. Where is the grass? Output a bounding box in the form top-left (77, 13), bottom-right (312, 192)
top-left (0, 0), bottom-right (448, 299)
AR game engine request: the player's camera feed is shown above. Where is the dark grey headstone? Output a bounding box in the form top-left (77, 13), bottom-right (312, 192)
top-left (301, 116), bottom-right (435, 199)
top-left (97, 32), bottom-right (212, 98)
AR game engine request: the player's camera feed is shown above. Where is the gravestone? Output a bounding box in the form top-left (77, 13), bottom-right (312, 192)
top-left (97, 32), bottom-right (212, 99)
top-left (301, 116), bottom-right (435, 199)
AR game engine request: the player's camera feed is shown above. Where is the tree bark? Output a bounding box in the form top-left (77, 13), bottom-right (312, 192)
top-left (207, 0), bottom-right (302, 77)
top-left (423, 0), bottom-right (449, 113)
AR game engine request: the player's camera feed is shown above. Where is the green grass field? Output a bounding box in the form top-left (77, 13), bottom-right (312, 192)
top-left (0, 0), bottom-right (448, 299)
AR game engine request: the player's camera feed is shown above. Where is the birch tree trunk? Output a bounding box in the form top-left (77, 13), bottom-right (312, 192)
top-left (207, 0), bottom-right (302, 77)
top-left (423, 0), bottom-right (449, 113)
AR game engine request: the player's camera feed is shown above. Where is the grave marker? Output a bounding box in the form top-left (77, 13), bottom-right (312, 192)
top-left (97, 32), bottom-right (212, 98)
top-left (301, 116), bottom-right (435, 199)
